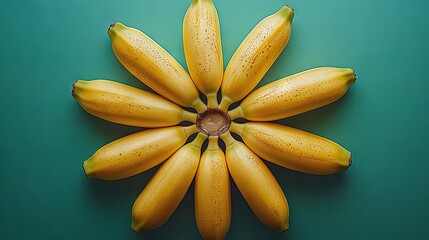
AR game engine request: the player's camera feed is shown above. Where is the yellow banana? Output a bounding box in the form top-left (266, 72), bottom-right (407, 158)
top-left (230, 122), bottom-right (351, 175)
top-left (219, 6), bottom-right (294, 111)
top-left (228, 67), bottom-right (356, 121)
top-left (72, 80), bottom-right (196, 127)
top-left (195, 136), bottom-right (230, 240)
top-left (108, 22), bottom-right (206, 113)
top-left (220, 131), bottom-right (289, 232)
top-left (132, 133), bottom-right (207, 232)
top-left (183, 0), bottom-right (223, 109)
top-left (83, 125), bottom-right (197, 180)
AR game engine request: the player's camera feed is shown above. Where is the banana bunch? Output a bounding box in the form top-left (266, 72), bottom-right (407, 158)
top-left (73, 0), bottom-right (356, 239)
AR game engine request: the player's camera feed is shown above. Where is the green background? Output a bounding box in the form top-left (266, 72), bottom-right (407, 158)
top-left (1, 0), bottom-right (428, 239)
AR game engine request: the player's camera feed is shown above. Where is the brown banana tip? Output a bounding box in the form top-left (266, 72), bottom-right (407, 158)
top-left (287, 5), bottom-right (295, 12)
top-left (71, 81), bottom-right (77, 96)
top-left (278, 224), bottom-right (289, 233)
top-left (108, 23), bottom-right (116, 31)
top-left (349, 154), bottom-right (353, 167)
top-left (82, 162), bottom-right (88, 177)
top-left (131, 223), bottom-right (143, 235)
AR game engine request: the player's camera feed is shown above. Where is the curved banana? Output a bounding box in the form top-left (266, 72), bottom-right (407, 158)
top-left (83, 125), bottom-right (198, 180)
top-left (219, 6), bottom-right (294, 111)
top-left (132, 133), bottom-right (207, 232)
top-left (229, 67), bottom-right (356, 121)
top-left (108, 22), bottom-right (206, 113)
top-left (72, 80), bottom-right (196, 127)
top-left (195, 136), bottom-right (230, 240)
top-left (221, 131), bottom-right (289, 232)
top-left (183, 0), bottom-right (223, 108)
top-left (230, 122), bottom-right (351, 175)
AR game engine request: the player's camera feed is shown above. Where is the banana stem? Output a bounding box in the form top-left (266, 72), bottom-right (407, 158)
top-left (183, 124), bottom-right (198, 137)
top-left (229, 122), bottom-right (244, 136)
top-left (206, 136), bottom-right (219, 150)
top-left (191, 132), bottom-right (208, 148)
top-left (206, 92), bottom-right (219, 109)
top-left (182, 110), bottom-right (198, 123)
top-left (192, 99), bottom-right (208, 114)
top-left (218, 97), bottom-right (233, 112)
top-left (227, 106), bottom-right (243, 120)
top-left (220, 131), bottom-right (235, 147)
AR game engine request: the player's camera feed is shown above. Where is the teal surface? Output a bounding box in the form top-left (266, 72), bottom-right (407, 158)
top-left (1, 0), bottom-right (428, 239)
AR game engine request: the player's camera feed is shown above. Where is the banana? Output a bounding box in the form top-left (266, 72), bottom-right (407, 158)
top-left (219, 6), bottom-right (294, 111)
top-left (108, 22), bottom-right (206, 113)
top-left (83, 125), bottom-right (197, 180)
top-left (220, 131), bottom-right (289, 232)
top-left (183, 0), bottom-right (223, 109)
top-left (230, 122), bottom-right (351, 175)
top-left (228, 67), bottom-right (356, 121)
top-left (132, 133), bottom-right (207, 232)
top-left (195, 136), bottom-right (230, 240)
top-left (72, 80), bottom-right (196, 127)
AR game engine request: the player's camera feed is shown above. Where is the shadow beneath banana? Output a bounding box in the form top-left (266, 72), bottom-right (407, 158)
top-left (268, 161), bottom-right (348, 194)
top-left (82, 166), bottom-right (157, 213)
top-left (74, 105), bottom-right (144, 141)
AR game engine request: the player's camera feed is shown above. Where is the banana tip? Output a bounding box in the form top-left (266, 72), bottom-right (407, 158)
top-left (131, 222), bottom-right (144, 235)
top-left (349, 154), bottom-right (353, 167)
top-left (71, 81), bottom-right (82, 97)
top-left (71, 82), bottom-right (76, 96)
top-left (108, 23), bottom-right (116, 31)
top-left (286, 5), bottom-right (294, 13)
top-left (278, 222), bottom-right (289, 233)
top-left (82, 162), bottom-right (88, 177)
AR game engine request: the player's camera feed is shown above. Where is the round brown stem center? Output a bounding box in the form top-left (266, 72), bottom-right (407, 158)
top-left (196, 109), bottom-right (231, 136)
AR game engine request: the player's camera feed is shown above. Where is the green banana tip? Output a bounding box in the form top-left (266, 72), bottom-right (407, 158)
top-left (107, 22), bottom-right (125, 36)
top-left (279, 5), bottom-right (294, 18)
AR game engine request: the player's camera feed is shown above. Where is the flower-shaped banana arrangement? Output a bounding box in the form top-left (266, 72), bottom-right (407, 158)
top-left (72, 0), bottom-right (355, 239)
